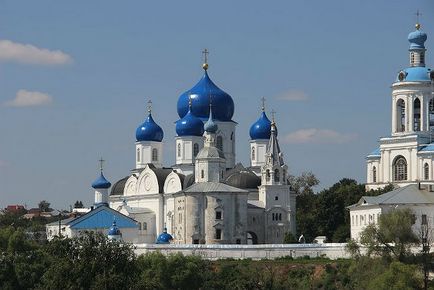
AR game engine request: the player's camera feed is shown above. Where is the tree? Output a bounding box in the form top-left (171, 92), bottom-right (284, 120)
top-left (367, 261), bottom-right (423, 290)
top-left (74, 200), bottom-right (84, 208)
top-left (359, 208), bottom-right (419, 261)
top-left (283, 232), bottom-right (298, 243)
top-left (289, 171), bottom-right (319, 195)
top-left (38, 200), bottom-right (51, 212)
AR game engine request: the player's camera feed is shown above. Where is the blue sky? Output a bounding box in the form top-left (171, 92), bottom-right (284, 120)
top-left (0, 1), bottom-right (433, 209)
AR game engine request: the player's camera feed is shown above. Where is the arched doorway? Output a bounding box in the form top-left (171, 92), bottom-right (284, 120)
top-left (247, 231), bottom-right (258, 245)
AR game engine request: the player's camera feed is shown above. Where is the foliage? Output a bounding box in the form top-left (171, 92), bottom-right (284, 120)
top-left (283, 232), bottom-right (298, 243)
top-left (295, 175), bottom-right (393, 243)
top-left (359, 208), bottom-right (419, 261)
top-left (367, 261), bottom-right (423, 290)
top-left (38, 200), bottom-right (51, 212)
top-left (73, 200), bottom-right (84, 208)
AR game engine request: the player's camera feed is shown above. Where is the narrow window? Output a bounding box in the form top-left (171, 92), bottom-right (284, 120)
top-left (201, 170), bottom-right (204, 179)
top-left (274, 196), bottom-right (278, 201)
top-left (215, 229), bottom-right (222, 239)
top-left (152, 148), bottom-right (158, 162)
top-left (272, 213), bottom-right (275, 221)
top-left (251, 147), bottom-right (255, 160)
top-left (274, 169), bottom-right (280, 182)
top-left (193, 143), bottom-right (199, 157)
top-left (266, 169), bottom-right (270, 182)
top-left (373, 166), bottom-right (377, 183)
top-left (216, 211), bottom-right (222, 220)
top-left (216, 136), bottom-right (223, 151)
top-left (138, 222), bottom-right (142, 230)
top-left (396, 99), bottom-right (406, 132)
top-left (393, 156), bottom-right (407, 181)
top-left (143, 222), bottom-right (147, 231)
top-left (414, 98), bottom-right (421, 131)
top-left (424, 163), bottom-right (430, 180)
top-left (177, 143), bottom-right (181, 157)
top-left (137, 148), bottom-right (140, 162)
top-left (230, 132), bottom-right (234, 140)
top-left (422, 214), bottom-right (428, 225)
top-left (279, 213), bottom-right (282, 221)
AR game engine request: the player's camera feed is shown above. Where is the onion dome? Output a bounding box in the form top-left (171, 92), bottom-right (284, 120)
top-left (250, 110), bottom-right (273, 140)
top-left (136, 103), bottom-right (164, 142)
top-left (92, 173), bottom-right (111, 189)
top-left (204, 104), bottom-right (218, 133)
top-left (408, 24), bottom-right (427, 50)
top-left (156, 228), bottom-right (173, 244)
top-left (396, 67), bottom-right (432, 82)
top-left (108, 220), bottom-right (121, 236)
top-left (177, 70), bottom-right (234, 121)
top-left (175, 101), bottom-right (204, 136)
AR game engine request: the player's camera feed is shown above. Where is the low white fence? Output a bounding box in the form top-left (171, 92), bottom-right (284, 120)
top-left (134, 243), bottom-right (351, 260)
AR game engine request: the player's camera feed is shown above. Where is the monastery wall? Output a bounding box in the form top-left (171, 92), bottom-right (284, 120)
top-left (134, 243), bottom-right (352, 260)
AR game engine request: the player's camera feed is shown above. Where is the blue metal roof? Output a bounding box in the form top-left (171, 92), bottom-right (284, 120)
top-left (367, 148), bottom-right (381, 157)
top-left (156, 228), bottom-right (173, 244)
top-left (68, 205), bottom-right (138, 230)
top-left (91, 173), bottom-right (111, 189)
top-left (204, 106), bottom-right (218, 133)
top-left (249, 111), bottom-right (273, 140)
top-left (136, 112), bottom-right (164, 142)
top-left (408, 29), bottom-right (427, 50)
top-left (175, 108), bottom-right (204, 137)
top-left (397, 67), bottom-right (432, 82)
top-left (419, 143), bottom-right (434, 152)
top-left (177, 71), bottom-right (234, 121)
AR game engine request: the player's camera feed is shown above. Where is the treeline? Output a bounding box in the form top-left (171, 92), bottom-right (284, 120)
top-left (0, 226), bottom-right (427, 289)
top-left (293, 175), bottom-right (394, 242)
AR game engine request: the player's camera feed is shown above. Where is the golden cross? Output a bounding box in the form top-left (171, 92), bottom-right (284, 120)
top-left (99, 157), bottom-right (105, 172)
top-left (415, 10), bottom-right (422, 24)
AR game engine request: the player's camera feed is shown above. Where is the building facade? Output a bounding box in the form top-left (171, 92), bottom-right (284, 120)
top-left (109, 60), bottom-right (297, 244)
top-left (366, 23), bottom-right (434, 190)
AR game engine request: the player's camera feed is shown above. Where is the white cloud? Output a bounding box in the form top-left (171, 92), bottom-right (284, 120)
top-left (0, 40), bottom-right (72, 65)
top-left (276, 90), bottom-right (309, 101)
top-left (283, 128), bottom-right (357, 144)
top-left (6, 90), bottom-right (53, 107)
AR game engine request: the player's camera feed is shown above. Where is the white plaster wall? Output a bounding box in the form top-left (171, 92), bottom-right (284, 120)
top-left (215, 121), bottom-right (236, 168)
top-left (136, 141), bottom-right (163, 169)
top-left (250, 140), bottom-right (268, 167)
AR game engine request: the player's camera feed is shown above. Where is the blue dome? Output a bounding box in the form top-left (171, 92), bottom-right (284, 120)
top-left (408, 29), bottom-right (427, 50)
top-left (397, 67), bottom-right (432, 82)
top-left (177, 71), bottom-right (234, 121)
top-left (136, 112), bottom-right (164, 142)
top-left (92, 173), bottom-right (111, 189)
top-left (204, 106), bottom-right (218, 133)
top-left (156, 228), bottom-right (173, 244)
top-left (108, 220), bottom-right (121, 236)
top-left (249, 111), bottom-right (274, 140)
top-left (176, 108), bottom-right (204, 136)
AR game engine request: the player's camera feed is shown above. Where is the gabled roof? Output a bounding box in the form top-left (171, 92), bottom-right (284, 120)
top-left (67, 206), bottom-right (138, 230)
top-left (349, 184), bottom-right (434, 209)
top-left (183, 182), bottom-right (248, 193)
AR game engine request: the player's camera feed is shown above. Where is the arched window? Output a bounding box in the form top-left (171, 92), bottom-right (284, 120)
top-left (251, 147), bottom-right (255, 160)
top-left (272, 213), bottom-right (275, 221)
top-left (201, 170), bottom-right (204, 179)
top-left (152, 148), bottom-right (158, 162)
top-left (274, 169), bottom-right (280, 182)
top-left (282, 169), bottom-right (286, 180)
top-left (396, 99), bottom-right (406, 132)
top-left (266, 169), bottom-right (270, 182)
top-left (424, 163), bottom-right (430, 180)
top-left (414, 98), bottom-right (421, 131)
top-left (177, 143), bottom-right (181, 157)
top-left (372, 166), bottom-right (377, 183)
top-left (137, 148), bottom-right (140, 162)
top-left (143, 222), bottom-right (147, 231)
top-left (393, 156), bottom-right (407, 181)
top-left (430, 99), bottom-right (434, 131)
top-left (216, 136), bottom-right (223, 151)
top-left (193, 143), bottom-right (199, 157)
top-left (230, 132), bottom-right (234, 140)
top-left (279, 213), bottom-right (282, 221)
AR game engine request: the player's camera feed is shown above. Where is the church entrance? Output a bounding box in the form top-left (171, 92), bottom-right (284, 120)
top-left (246, 232), bottom-right (258, 245)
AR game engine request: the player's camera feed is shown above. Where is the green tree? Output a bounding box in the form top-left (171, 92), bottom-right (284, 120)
top-left (74, 200), bottom-right (84, 208)
top-left (283, 232), bottom-right (298, 243)
top-left (38, 200), bottom-right (51, 212)
top-left (367, 261), bottom-right (423, 290)
top-left (359, 208), bottom-right (419, 261)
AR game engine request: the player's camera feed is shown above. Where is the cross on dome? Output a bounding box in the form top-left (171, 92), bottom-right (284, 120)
top-left (99, 157), bottom-right (105, 173)
top-left (261, 97), bottom-right (266, 112)
top-left (202, 48), bottom-right (209, 70)
top-left (147, 100), bottom-right (152, 113)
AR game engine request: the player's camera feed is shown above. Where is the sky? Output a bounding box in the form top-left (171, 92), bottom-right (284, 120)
top-left (0, 1), bottom-right (433, 209)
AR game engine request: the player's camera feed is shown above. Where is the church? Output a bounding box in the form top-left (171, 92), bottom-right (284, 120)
top-left (350, 22), bottom-right (434, 241)
top-left (105, 56), bottom-right (297, 244)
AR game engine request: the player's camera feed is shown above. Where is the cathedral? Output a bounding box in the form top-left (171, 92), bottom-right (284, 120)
top-left (366, 22), bottom-right (434, 190)
top-left (107, 58), bottom-right (297, 244)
